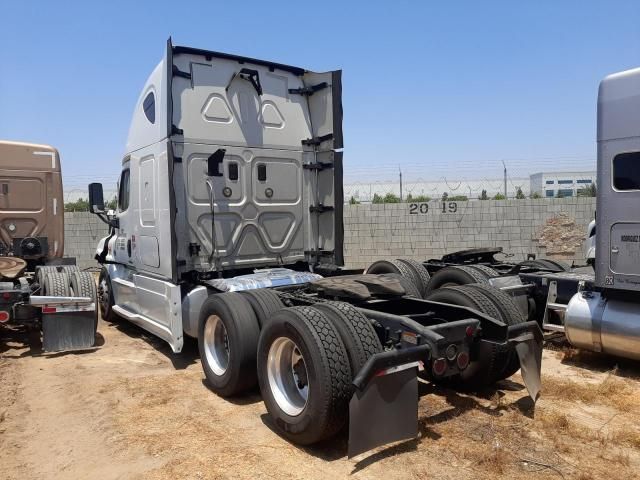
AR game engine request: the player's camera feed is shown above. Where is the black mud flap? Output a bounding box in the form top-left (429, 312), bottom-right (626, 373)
top-left (508, 322), bottom-right (543, 402)
top-left (348, 364), bottom-right (419, 458)
top-left (42, 310), bottom-right (96, 352)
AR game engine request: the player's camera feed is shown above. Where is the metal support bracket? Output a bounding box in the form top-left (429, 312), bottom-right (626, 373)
top-left (303, 162), bottom-right (333, 171)
top-left (302, 133), bottom-right (333, 146)
top-left (305, 249), bottom-right (334, 257)
top-left (172, 65), bottom-right (192, 79)
top-left (309, 204), bottom-right (334, 214)
top-left (542, 280), bottom-right (567, 332)
top-left (288, 82), bottom-right (328, 96)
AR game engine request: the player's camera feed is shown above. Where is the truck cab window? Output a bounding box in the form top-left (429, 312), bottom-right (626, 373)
top-left (118, 169), bottom-right (130, 211)
top-left (613, 152), bottom-right (640, 190)
top-left (143, 92), bottom-right (155, 124)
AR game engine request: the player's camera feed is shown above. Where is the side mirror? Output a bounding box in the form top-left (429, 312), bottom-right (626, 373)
top-left (88, 183), bottom-right (105, 213)
top-left (207, 149), bottom-right (226, 177)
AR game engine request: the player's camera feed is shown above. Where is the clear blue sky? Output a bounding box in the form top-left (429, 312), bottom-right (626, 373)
top-left (1, 0), bottom-right (639, 194)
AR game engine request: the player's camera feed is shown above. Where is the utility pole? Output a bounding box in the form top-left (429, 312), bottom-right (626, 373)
top-left (502, 160), bottom-right (507, 198)
top-left (399, 166), bottom-right (403, 202)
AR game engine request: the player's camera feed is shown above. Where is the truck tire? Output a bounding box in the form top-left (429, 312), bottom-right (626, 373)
top-left (257, 306), bottom-right (351, 445)
top-left (98, 267), bottom-right (117, 323)
top-left (366, 259), bottom-right (422, 295)
top-left (379, 273), bottom-right (421, 298)
top-left (395, 259), bottom-right (431, 298)
top-left (70, 271), bottom-right (99, 330)
top-left (313, 301), bottom-right (383, 380)
top-left (37, 265), bottom-right (79, 287)
top-left (198, 292), bottom-right (260, 397)
top-left (467, 265), bottom-right (500, 279)
top-left (42, 272), bottom-right (71, 297)
top-left (465, 284), bottom-right (526, 381)
top-left (240, 288), bottom-right (284, 327)
top-left (425, 285), bottom-right (505, 389)
top-left (424, 265), bottom-right (489, 295)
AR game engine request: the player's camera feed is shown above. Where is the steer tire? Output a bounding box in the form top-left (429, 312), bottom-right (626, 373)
top-left (42, 272), bottom-right (71, 297)
top-left (70, 271), bottom-right (99, 330)
top-left (379, 273), bottom-right (422, 298)
top-left (98, 267), bottom-right (117, 323)
top-left (312, 301), bottom-right (383, 381)
top-left (395, 259), bottom-right (431, 298)
top-left (198, 292), bottom-right (260, 397)
top-left (257, 306), bottom-right (351, 445)
top-left (424, 265), bottom-right (490, 295)
top-left (366, 259), bottom-right (422, 295)
top-left (465, 284), bottom-right (526, 381)
top-left (240, 288), bottom-right (284, 328)
top-left (425, 286), bottom-right (505, 389)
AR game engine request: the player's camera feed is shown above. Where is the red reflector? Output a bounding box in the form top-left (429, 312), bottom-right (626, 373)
top-left (465, 326), bottom-right (475, 337)
top-left (432, 358), bottom-right (447, 376)
top-left (457, 351), bottom-right (470, 370)
top-left (2, 292), bottom-right (11, 300)
top-left (0, 311), bottom-right (9, 323)
top-left (42, 306), bottom-right (57, 314)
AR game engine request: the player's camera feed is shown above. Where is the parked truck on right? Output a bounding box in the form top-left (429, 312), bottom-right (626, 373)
top-left (368, 67), bottom-right (640, 361)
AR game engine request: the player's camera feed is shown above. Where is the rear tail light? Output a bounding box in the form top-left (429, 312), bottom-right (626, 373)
top-left (456, 351), bottom-right (470, 370)
top-left (465, 326), bottom-right (475, 337)
top-left (41, 306), bottom-right (57, 314)
top-left (0, 311), bottom-right (10, 323)
top-left (432, 358), bottom-right (447, 376)
top-left (2, 292), bottom-right (11, 300)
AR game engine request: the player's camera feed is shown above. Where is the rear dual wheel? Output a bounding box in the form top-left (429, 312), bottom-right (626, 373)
top-left (424, 265), bottom-right (500, 295)
top-left (257, 306), bottom-right (352, 445)
top-left (366, 259), bottom-right (431, 298)
top-left (198, 292), bottom-right (261, 397)
top-left (198, 291), bottom-right (383, 445)
top-left (257, 302), bottom-right (381, 445)
top-left (69, 271), bottom-right (99, 330)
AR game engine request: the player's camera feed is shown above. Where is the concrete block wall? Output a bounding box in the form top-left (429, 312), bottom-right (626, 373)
top-left (62, 198), bottom-right (597, 270)
top-left (63, 212), bottom-right (109, 269)
top-left (343, 197), bottom-right (596, 269)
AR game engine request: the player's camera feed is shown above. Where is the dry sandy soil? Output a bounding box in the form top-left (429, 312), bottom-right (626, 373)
top-left (2, 316), bottom-right (640, 480)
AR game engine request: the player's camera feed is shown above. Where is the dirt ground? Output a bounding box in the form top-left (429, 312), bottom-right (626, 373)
top-left (2, 316), bottom-right (640, 480)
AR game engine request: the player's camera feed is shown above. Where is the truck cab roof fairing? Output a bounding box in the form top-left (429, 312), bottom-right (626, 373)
top-left (125, 58), bottom-right (168, 154)
top-left (598, 67), bottom-right (640, 143)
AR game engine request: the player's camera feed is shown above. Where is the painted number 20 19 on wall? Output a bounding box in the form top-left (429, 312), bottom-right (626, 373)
top-left (409, 202), bottom-right (458, 214)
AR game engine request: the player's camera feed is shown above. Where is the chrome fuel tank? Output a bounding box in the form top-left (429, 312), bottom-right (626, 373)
top-left (565, 291), bottom-right (640, 360)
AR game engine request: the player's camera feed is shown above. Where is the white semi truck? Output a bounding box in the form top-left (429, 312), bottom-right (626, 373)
top-left (88, 39), bottom-right (543, 456)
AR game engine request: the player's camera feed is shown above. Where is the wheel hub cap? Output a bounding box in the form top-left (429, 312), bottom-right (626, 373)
top-left (203, 315), bottom-right (229, 376)
top-left (267, 337), bottom-right (309, 416)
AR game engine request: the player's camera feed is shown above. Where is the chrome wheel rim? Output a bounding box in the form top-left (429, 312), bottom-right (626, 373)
top-left (267, 337), bottom-right (309, 416)
top-left (98, 277), bottom-right (110, 316)
top-left (203, 315), bottom-right (229, 376)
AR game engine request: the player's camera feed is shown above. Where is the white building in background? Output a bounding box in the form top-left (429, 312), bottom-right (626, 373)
top-left (529, 171), bottom-right (596, 198)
